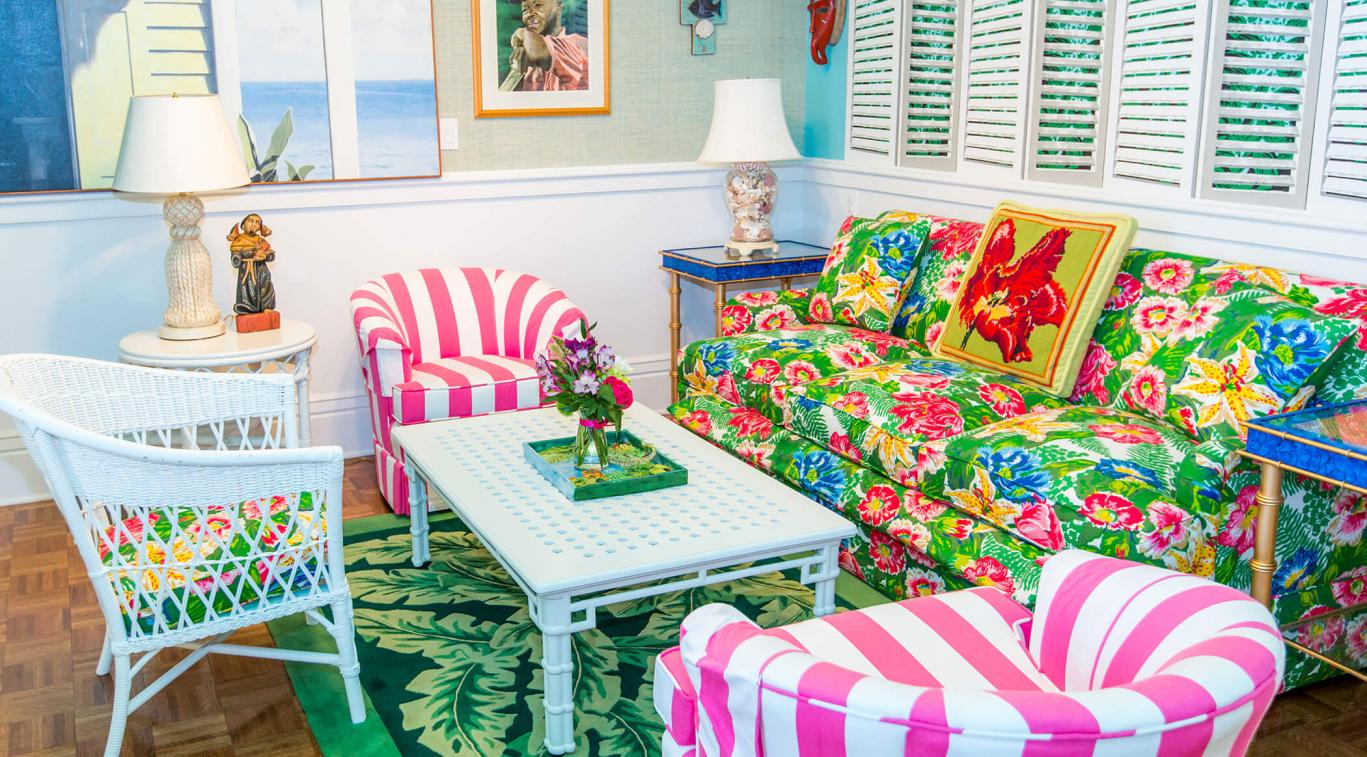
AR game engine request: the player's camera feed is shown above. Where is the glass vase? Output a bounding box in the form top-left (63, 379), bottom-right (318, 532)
top-left (574, 423), bottom-right (611, 471)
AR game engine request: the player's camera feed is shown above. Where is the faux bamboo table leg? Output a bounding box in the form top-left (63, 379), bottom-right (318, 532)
top-left (714, 283), bottom-right (727, 337)
top-left (1250, 462), bottom-right (1284, 607)
top-left (669, 272), bottom-right (681, 404)
top-left (780, 276), bottom-right (792, 291)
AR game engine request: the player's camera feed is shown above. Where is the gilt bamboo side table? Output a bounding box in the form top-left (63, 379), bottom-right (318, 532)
top-left (660, 241), bottom-right (828, 403)
top-left (1242, 401), bottom-right (1367, 682)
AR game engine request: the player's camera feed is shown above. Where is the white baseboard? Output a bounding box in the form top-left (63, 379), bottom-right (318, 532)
top-left (0, 352), bottom-right (673, 507)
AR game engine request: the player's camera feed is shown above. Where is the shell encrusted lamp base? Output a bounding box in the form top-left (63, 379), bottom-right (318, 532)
top-left (159, 192), bottom-right (225, 341)
top-left (723, 161), bottom-right (779, 260)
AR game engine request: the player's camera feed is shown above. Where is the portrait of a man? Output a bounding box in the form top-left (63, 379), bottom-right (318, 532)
top-left (475, 0), bottom-right (608, 116)
top-left (501, 0), bottom-right (589, 91)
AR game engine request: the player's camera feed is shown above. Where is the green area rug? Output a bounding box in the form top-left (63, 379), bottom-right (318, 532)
top-left (269, 512), bottom-right (884, 756)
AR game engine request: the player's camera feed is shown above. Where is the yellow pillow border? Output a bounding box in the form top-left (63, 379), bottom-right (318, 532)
top-left (931, 201), bottom-right (1137, 396)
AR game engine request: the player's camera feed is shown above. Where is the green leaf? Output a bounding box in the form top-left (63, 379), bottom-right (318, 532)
top-left (398, 645), bottom-right (520, 755)
top-left (236, 115), bottom-right (261, 178)
top-left (267, 108), bottom-right (295, 164)
top-left (348, 568), bottom-right (470, 606)
top-left (352, 607), bottom-right (495, 661)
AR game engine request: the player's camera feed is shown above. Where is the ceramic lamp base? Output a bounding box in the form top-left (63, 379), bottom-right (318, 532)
top-left (159, 320), bottom-right (226, 341)
top-left (724, 240), bottom-right (780, 260)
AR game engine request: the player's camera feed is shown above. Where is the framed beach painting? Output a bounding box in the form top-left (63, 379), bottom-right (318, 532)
top-left (0, 0), bottom-right (440, 194)
top-left (471, 0), bottom-right (610, 118)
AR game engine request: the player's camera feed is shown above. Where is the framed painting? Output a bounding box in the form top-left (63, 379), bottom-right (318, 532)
top-left (471, 0), bottom-right (610, 118)
top-left (0, 0), bottom-right (441, 194)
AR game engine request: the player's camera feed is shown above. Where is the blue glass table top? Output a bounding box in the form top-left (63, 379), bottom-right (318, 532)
top-left (1245, 399), bottom-right (1367, 490)
top-left (660, 241), bottom-right (829, 284)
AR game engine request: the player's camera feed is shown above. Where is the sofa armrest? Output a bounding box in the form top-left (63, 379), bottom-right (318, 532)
top-left (722, 288), bottom-right (813, 336)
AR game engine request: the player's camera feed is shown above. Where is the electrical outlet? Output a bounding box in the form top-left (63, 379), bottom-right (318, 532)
top-left (439, 118), bottom-right (459, 150)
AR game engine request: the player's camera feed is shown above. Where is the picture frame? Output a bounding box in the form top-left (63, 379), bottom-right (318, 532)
top-left (471, 0), bottom-right (611, 118)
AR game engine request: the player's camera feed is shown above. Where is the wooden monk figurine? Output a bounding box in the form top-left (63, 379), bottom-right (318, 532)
top-left (227, 213), bottom-right (281, 333)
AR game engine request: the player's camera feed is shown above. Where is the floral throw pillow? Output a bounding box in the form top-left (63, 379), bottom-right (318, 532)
top-left (889, 213), bottom-right (986, 346)
top-left (932, 201), bottom-right (1137, 397)
top-left (1071, 249), bottom-right (1359, 441)
top-left (809, 214), bottom-right (932, 333)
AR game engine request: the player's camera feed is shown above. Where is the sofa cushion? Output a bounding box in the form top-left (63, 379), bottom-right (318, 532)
top-left (97, 493), bottom-right (326, 635)
top-left (1073, 249), bottom-right (1360, 441)
top-left (809, 215), bottom-right (931, 332)
top-left (890, 215), bottom-right (985, 345)
top-left (676, 326), bottom-right (927, 421)
top-left (393, 354), bottom-right (544, 423)
top-left (921, 406), bottom-right (1224, 576)
top-left (932, 201), bottom-right (1137, 397)
top-left (785, 357), bottom-right (1067, 482)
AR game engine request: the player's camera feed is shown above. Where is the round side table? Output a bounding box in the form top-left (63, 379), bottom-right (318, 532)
top-left (118, 319), bottom-right (319, 446)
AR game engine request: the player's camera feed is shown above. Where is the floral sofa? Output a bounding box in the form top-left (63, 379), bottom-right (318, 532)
top-left (669, 213), bottom-right (1367, 688)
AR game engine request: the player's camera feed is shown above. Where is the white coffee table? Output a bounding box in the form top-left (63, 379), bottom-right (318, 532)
top-left (391, 405), bottom-right (855, 755)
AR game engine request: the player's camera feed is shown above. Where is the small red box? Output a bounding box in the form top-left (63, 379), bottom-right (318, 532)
top-left (235, 310), bottom-right (281, 333)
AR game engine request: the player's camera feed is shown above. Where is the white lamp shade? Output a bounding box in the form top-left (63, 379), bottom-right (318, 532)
top-left (113, 94), bottom-right (251, 194)
top-left (697, 78), bottom-right (802, 165)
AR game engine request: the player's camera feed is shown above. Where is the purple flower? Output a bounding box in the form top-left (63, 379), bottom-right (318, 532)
top-left (594, 343), bottom-right (616, 370)
top-left (572, 372), bottom-right (600, 394)
top-left (535, 354), bottom-right (552, 381)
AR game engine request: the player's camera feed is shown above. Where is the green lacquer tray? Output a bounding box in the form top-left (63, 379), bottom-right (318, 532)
top-left (522, 430), bottom-right (688, 501)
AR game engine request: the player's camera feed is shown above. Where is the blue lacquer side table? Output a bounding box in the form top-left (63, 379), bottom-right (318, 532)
top-left (1243, 401), bottom-right (1367, 682)
top-left (660, 241), bottom-right (828, 402)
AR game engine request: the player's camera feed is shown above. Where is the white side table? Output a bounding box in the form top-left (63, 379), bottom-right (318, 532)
top-left (118, 319), bottom-right (318, 446)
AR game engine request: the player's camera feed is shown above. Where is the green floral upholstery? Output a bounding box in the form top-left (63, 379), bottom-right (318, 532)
top-left (677, 326), bottom-right (926, 422)
top-left (809, 215), bottom-right (931, 332)
top-left (920, 406), bottom-right (1226, 576)
top-left (889, 215), bottom-right (986, 345)
top-left (720, 289), bottom-right (816, 336)
top-left (98, 493), bottom-right (325, 634)
top-left (785, 358), bottom-right (1066, 482)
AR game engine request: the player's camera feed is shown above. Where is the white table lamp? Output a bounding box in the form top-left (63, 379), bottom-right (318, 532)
top-left (113, 94), bottom-right (250, 340)
top-left (697, 79), bottom-right (802, 259)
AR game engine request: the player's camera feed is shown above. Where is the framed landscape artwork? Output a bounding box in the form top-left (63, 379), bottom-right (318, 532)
top-left (0, 0), bottom-right (441, 194)
top-left (472, 0), bottom-right (610, 118)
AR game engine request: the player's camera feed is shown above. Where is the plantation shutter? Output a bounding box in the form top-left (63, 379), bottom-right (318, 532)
top-left (961, 0), bottom-right (1033, 170)
top-left (1322, 0), bottom-right (1367, 200)
top-left (1199, 0), bottom-right (1325, 206)
top-left (901, 0), bottom-right (964, 168)
top-left (847, 0), bottom-right (903, 160)
top-left (1107, 0), bottom-right (1211, 192)
top-left (1027, 0), bottom-right (1112, 184)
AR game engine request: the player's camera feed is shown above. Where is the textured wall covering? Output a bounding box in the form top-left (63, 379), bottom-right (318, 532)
top-left (432, 0), bottom-right (808, 171)
top-left (804, 28), bottom-right (846, 159)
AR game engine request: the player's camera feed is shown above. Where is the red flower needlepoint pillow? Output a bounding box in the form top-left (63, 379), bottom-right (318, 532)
top-left (932, 201), bottom-right (1137, 397)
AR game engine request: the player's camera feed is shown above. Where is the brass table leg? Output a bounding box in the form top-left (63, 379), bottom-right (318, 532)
top-left (780, 276), bottom-right (791, 291)
top-left (1250, 462), bottom-right (1284, 608)
top-left (714, 283), bottom-right (727, 338)
top-left (669, 272), bottom-right (681, 404)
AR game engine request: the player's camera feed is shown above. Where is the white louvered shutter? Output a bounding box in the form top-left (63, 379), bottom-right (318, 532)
top-left (1026, 0), bottom-right (1113, 185)
top-left (961, 0), bottom-right (1034, 171)
top-left (901, 0), bottom-right (965, 169)
top-left (1321, 0), bottom-right (1367, 200)
top-left (1199, 0), bottom-right (1326, 207)
top-left (847, 0), bottom-right (904, 161)
top-left (1106, 0), bottom-right (1213, 194)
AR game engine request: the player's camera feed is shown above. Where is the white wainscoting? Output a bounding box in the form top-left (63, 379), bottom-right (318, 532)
top-left (0, 163), bottom-right (799, 505)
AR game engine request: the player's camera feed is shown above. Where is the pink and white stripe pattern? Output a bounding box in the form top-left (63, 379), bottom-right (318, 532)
top-left (349, 268), bottom-right (585, 513)
top-left (656, 550), bottom-right (1284, 756)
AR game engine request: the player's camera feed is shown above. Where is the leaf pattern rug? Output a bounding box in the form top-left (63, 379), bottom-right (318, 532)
top-left (275, 512), bottom-right (875, 756)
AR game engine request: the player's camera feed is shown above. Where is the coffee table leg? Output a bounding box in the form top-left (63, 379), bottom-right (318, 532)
top-left (811, 544), bottom-right (840, 617)
top-left (539, 596), bottom-right (576, 755)
top-left (407, 463), bottom-right (430, 567)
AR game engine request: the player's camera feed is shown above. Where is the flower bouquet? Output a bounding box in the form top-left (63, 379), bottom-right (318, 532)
top-left (536, 321), bottom-right (634, 469)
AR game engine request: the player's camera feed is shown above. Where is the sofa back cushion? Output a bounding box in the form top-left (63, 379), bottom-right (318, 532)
top-left (931, 201), bottom-right (1138, 397)
top-left (1072, 250), bottom-right (1360, 441)
top-left (809, 214), bottom-right (931, 333)
top-left (889, 214), bottom-right (986, 346)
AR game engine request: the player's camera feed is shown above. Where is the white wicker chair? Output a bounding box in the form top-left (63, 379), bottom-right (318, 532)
top-left (0, 354), bottom-right (364, 757)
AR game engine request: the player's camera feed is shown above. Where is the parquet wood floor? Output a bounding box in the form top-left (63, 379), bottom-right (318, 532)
top-left (0, 457), bottom-right (1362, 756)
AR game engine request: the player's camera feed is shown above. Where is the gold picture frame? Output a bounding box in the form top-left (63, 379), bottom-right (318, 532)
top-left (471, 0), bottom-right (611, 118)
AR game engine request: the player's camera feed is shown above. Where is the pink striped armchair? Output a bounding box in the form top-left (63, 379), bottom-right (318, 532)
top-left (655, 550), bottom-right (1284, 756)
top-left (349, 268), bottom-right (585, 513)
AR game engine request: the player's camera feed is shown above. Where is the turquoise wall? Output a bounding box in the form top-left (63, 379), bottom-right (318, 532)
top-left (803, 23), bottom-right (847, 159)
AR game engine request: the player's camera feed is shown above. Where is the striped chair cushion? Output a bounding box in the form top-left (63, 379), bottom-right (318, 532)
top-left (654, 647), bottom-right (699, 756)
top-left (392, 355), bottom-right (544, 424)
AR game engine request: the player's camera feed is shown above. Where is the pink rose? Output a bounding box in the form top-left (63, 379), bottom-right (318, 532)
top-left (605, 376), bottom-right (633, 409)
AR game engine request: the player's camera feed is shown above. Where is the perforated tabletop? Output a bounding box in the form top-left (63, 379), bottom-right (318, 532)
top-left (391, 405), bottom-right (854, 595)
